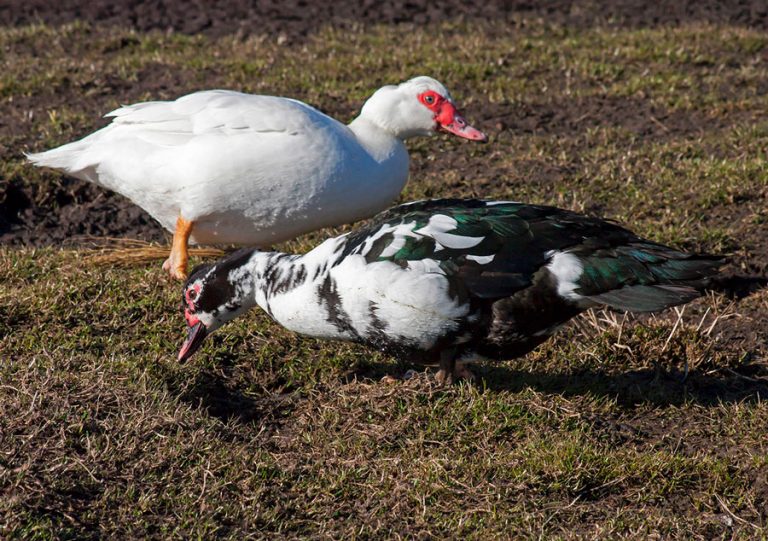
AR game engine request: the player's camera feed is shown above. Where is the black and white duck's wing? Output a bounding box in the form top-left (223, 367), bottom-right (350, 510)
top-left (338, 199), bottom-right (723, 311)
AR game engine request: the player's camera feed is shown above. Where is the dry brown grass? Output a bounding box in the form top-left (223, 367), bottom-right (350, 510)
top-left (1, 15), bottom-right (768, 541)
top-left (78, 238), bottom-right (226, 269)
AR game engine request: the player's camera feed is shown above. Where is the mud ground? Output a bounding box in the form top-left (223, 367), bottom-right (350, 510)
top-left (2, 0), bottom-right (768, 41)
top-left (2, 0), bottom-right (768, 246)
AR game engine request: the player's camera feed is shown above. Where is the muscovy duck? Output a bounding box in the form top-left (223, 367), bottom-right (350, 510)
top-left (177, 199), bottom-right (722, 382)
top-left (27, 77), bottom-right (486, 279)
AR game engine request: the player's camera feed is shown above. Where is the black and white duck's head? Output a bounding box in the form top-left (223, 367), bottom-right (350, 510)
top-left (178, 249), bottom-right (259, 362)
top-left (360, 76), bottom-right (487, 141)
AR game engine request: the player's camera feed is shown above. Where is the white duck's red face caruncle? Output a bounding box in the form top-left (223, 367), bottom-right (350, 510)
top-left (417, 90), bottom-right (487, 142)
top-left (358, 76), bottom-right (486, 141)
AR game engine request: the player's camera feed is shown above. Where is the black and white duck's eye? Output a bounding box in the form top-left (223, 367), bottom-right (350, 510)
top-left (187, 289), bottom-right (197, 301)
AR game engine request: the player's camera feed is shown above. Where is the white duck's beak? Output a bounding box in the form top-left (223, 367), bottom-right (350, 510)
top-left (435, 102), bottom-right (487, 142)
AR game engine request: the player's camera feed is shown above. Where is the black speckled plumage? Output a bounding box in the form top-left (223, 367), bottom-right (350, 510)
top-left (180, 199), bottom-right (724, 380)
top-left (328, 199), bottom-right (722, 363)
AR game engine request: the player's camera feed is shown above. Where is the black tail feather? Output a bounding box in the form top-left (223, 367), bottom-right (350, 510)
top-left (589, 284), bottom-right (701, 312)
top-left (581, 250), bottom-right (724, 312)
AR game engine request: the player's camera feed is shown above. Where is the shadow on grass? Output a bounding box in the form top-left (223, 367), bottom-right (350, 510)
top-left (172, 352), bottom-right (768, 422)
top-left (473, 363), bottom-right (768, 407)
top-left (168, 368), bottom-right (298, 425)
top-left (711, 273), bottom-right (768, 299)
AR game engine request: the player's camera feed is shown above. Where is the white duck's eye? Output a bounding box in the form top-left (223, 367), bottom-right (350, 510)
top-left (424, 94), bottom-right (435, 104)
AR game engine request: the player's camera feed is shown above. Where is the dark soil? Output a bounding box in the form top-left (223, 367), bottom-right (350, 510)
top-left (2, 0), bottom-right (768, 39)
top-left (2, 0), bottom-right (768, 248)
top-left (0, 179), bottom-right (167, 246)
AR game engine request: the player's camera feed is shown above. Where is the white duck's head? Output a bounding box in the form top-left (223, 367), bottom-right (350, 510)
top-left (358, 76), bottom-right (487, 142)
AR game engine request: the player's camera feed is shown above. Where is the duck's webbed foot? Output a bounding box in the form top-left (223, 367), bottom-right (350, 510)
top-left (435, 348), bottom-right (475, 385)
top-left (163, 216), bottom-right (194, 280)
top-left (380, 370), bottom-right (418, 385)
top-left (455, 361), bottom-right (476, 383)
top-left (380, 350), bottom-right (476, 386)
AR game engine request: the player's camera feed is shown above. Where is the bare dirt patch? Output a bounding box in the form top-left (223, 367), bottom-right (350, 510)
top-left (2, 0), bottom-right (768, 40)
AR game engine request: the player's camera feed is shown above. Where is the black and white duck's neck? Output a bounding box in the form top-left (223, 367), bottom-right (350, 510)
top-left (184, 237), bottom-right (359, 342)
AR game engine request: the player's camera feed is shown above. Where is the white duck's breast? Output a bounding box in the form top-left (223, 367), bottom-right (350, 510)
top-left (53, 91), bottom-right (410, 245)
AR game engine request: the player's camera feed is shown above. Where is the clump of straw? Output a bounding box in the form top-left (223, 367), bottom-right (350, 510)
top-left (78, 237), bottom-right (225, 268)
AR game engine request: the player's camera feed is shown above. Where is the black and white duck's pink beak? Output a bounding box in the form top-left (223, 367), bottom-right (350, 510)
top-left (178, 321), bottom-right (207, 363)
top-left (435, 102), bottom-right (487, 142)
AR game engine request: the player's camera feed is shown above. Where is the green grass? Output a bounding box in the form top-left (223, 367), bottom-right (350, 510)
top-left (1, 17), bottom-right (768, 540)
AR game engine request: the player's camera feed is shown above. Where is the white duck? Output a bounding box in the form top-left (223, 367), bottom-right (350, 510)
top-left (27, 76), bottom-right (486, 279)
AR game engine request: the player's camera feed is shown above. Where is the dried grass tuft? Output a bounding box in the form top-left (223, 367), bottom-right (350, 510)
top-left (76, 237), bottom-right (226, 268)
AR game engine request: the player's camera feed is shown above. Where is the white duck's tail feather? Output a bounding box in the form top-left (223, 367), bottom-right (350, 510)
top-left (26, 138), bottom-right (104, 186)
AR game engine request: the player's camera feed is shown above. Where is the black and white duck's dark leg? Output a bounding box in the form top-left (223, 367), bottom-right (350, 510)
top-left (435, 348), bottom-right (456, 385)
top-left (378, 345), bottom-right (477, 385)
top-left (380, 368), bottom-right (419, 384)
top-left (162, 216), bottom-right (195, 280)
top-left (380, 348), bottom-right (474, 385)
top-left (434, 347), bottom-right (475, 384)
top-left (454, 359), bottom-right (476, 382)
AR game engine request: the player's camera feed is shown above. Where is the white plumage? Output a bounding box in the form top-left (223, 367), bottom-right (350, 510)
top-left (28, 77), bottom-right (486, 278)
top-left (261, 238), bottom-right (469, 349)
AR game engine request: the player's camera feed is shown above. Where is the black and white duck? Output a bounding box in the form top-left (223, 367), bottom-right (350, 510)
top-left (177, 199), bottom-right (722, 382)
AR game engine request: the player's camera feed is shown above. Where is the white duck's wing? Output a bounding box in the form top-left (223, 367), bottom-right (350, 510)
top-left (104, 90), bottom-right (325, 146)
top-left (27, 90), bottom-right (343, 179)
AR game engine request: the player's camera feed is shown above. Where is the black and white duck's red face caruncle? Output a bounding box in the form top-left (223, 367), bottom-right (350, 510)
top-left (178, 278), bottom-right (208, 363)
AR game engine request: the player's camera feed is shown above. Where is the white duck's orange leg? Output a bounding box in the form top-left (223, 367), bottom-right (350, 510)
top-left (162, 216), bottom-right (194, 280)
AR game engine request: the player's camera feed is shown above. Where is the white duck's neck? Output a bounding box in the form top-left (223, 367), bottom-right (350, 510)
top-left (347, 116), bottom-right (408, 163)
